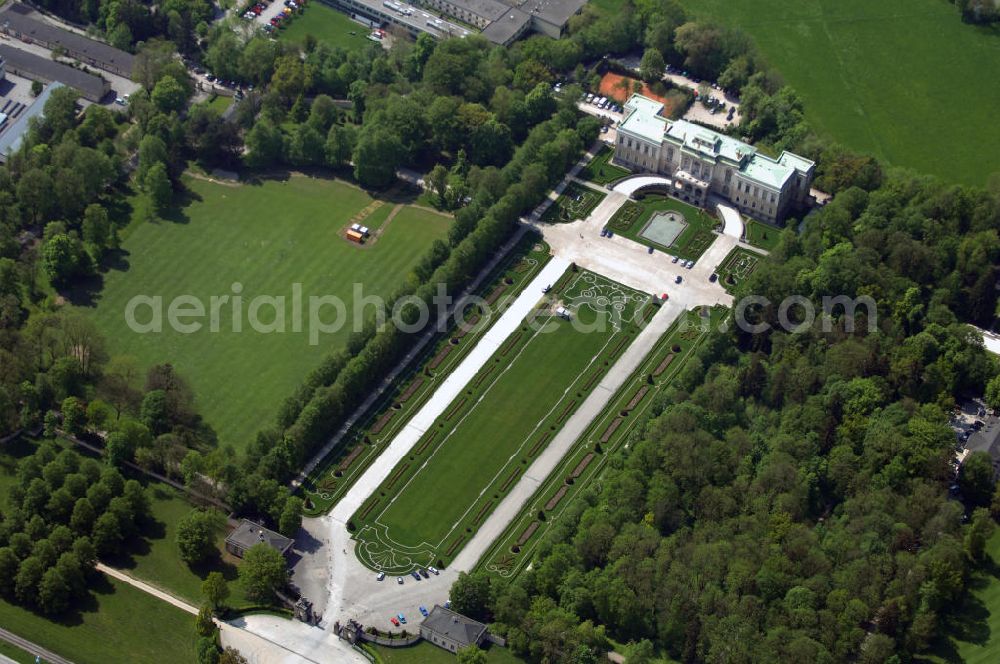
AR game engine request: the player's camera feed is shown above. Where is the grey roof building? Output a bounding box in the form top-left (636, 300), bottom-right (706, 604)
top-left (419, 605), bottom-right (488, 653)
top-left (966, 415), bottom-right (1000, 478)
top-left (0, 3), bottom-right (134, 78)
top-left (225, 519), bottom-right (294, 558)
top-left (0, 45), bottom-right (109, 102)
top-left (615, 94), bottom-right (815, 223)
top-left (0, 81), bottom-right (64, 162)
top-left (517, 0), bottom-right (587, 38)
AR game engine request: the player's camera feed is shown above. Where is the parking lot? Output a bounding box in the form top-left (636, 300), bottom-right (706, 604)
top-left (241, 0), bottom-right (303, 35)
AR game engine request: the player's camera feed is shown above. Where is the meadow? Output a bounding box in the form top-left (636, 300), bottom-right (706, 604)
top-left (670, 0), bottom-right (1000, 186)
top-left (352, 270), bottom-right (651, 571)
top-left (83, 174), bottom-right (450, 452)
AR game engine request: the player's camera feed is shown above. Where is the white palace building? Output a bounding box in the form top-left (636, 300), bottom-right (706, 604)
top-left (613, 94), bottom-right (815, 223)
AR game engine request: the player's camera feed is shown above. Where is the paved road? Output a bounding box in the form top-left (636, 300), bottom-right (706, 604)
top-left (0, 626), bottom-right (74, 664)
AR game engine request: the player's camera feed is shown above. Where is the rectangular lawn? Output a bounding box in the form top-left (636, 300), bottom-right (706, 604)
top-left (0, 577), bottom-right (197, 664)
top-left (82, 175), bottom-right (450, 452)
top-left (353, 270), bottom-right (651, 570)
top-left (280, 2), bottom-right (374, 52)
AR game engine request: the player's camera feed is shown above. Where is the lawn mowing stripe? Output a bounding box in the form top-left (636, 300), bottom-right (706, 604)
top-left (83, 175), bottom-right (450, 451)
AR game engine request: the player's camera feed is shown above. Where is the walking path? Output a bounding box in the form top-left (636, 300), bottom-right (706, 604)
top-left (96, 563), bottom-right (200, 615)
top-left (306, 260), bottom-right (569, 624)
top-left (0, 627), bottom-right (74, 664)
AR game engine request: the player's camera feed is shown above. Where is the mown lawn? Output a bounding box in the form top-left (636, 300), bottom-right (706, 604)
top-left (744, 219), bottom-right (782, 252)
top-left (353, 271), bottom-right (650, 570)
top-left (579, 145), bottom-right (630, 185)
top-left (280, 2), bottom-right (374, 52)
top-left (478, 307), bottom-right (726, 581)
top-left (608, 194), bottom-right (717, 260)
top-left (0, 640), bottom-right (34, 664)
top-left (105, 480), bottom-right (257, 609)
top-left (301, 236), bottom-right (552, 516)
top-left (366, 640), bottom-right (525, 663)
top-left (665, 0), bottom-right (1000, 186)
top-left (81, 174), bottom-right (450, 452)
top-left (0, 577), bottom-right (197, 664)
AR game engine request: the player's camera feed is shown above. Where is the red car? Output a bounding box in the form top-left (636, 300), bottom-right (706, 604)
top-left (390, 617), bottom-right (400, 627)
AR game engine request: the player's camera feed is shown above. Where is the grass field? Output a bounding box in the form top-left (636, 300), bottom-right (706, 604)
top-left (82, 174), bottom-right (450, 452)
top-left (0, 577), bottom-right (197, 664)
top-left (539, 182), bottom-right (606, 223)
top-left (479, 306), bottom-right (726, 580)
top-left (352, 270), bottom-right (651, 572)
top-left (716, 247), bottom-right (763, 293)
top-left (608, 194), bottom-right (717, 260)
top-left (0, 639), bottom-right (33, 663)
top-left (280, 2), bottom-right (374, 52)
top-left (922, 531), bottom-right (1000, 664)
top-left (665, 0), bottom-right (1000, 186)
top-left (107, 481), bottom-right (259, 609)
top-left (579, 145), bottom-right (630, 185)
top-left (0, 439), bottom-right (198, 664)
top-left (302, 236), bottom-right (552, 516)
top-left (365, 640), bottom-right (525, 663)
top-left (744, 219), bottom-right (782, 252)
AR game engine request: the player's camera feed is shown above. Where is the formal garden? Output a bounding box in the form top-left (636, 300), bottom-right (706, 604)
top-left (539, 182), bottom-right (606, 223)
top-left (301, 235), bottom-right (552, 516)
top-left (716, 246), bottom-right (763, 293)
top-left (478, 306), bottom-right (727, 580)
top-left (607, 194), bottom-right (717, 260)
top-left (350, 269), bottom-right (652, 573)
